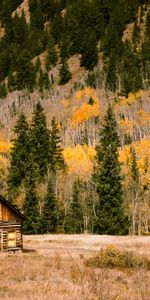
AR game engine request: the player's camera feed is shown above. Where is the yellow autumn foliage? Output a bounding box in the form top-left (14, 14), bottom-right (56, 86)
top-left (71, 95), bottom-right (100, 127)
top-left (61, 98), bottom-right (70, 108)
top-left (64, 138), bottom-right (150, 185)
top-left (136, 110), bottom-right (150, 125)
top-left (115, 90), bottom-right (144, 109)
top-left (119, 119), bottom-right (135, 135)
top-left (0, 140), bottom-right (11, 153)
top-left (63, 144), bottom-right (95, 179)
top-left (119, 138), bottom-right (150, 186)
top-left (74, 87), bottom-right (95, 102)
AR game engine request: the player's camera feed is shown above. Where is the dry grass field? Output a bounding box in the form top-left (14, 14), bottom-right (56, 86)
top-left (1, 234), bottom-right (150, 300)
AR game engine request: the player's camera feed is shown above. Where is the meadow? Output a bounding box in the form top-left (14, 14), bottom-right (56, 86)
top-left (1, 235), bottom-right (150, 300)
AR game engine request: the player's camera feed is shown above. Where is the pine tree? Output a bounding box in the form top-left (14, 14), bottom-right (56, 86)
top-left (94, 104), bottom-right (129, 235)
top-left (49, 116), bottom-right (66, 172)
top-left (121, 42), bottom-right (142, 95)
top-left (106, 53), bottom-right (117, 92)
top-left (23, 159), bottom-right (39, 234)
top-left (64, 178), bottom-right (84, 233)
top-left (80, 29), bottom-right (98, 70)
top-left (7, 113), bottom-right (29, 202)
top-left (129, 147), bottom-right (140, 235)
top-left (30, 102), bottom-right (50, 180)
top-left (45, 37), bottom-right (57, 71)
top-left (7, 72), bottom-right (17, 92)
top-left (38, 69), bottom-right (51, 92)
top-left (0, 81), bottom-right (7, 98)
top-left (40, 176), bottom-right (58, 233)
top-left (59, 61), bottom-right (72, 85)
top-left (15, 49), bottom-right (36, 91)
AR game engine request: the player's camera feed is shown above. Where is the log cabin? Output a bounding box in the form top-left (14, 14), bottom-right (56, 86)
top-left (0, 195), bottom-right (25, 252)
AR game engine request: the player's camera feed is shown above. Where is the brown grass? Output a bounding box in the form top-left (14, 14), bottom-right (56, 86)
top-left (1, 234), bottom-right (150, 300)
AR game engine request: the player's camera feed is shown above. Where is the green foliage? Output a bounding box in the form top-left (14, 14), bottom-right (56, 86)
top-left (130, 147), bottom-right (139, 183)
top-left (45, 39), bottom-right (57, 71)
top-left (0, 81), bottom-right (7, 98)
top-left (29, 102), bottom-right (50, 180)
top-left (85, 72), bottom-right (96, 89)
top-left (15, 49), bottom-right (36, 91)
top-left (121, 42), bottom-right (142, 95)
top-left (106, 53), bottom-right (117, 92)
top-left (40, 176), bottom-right (58, 233)
top-left (7, 113), bottom-right (29, 201)
top-left (80, 29), bottom-right (98, 70)
top-left (7, 73), bottom-right (17, 92)
top-left (64, 178), bottom-right (84, 233)
top-left (49, 116), bottom-right (66, 172)
top-left (59, 61), bottom-right (72, 85)
top-left (94, 104), bottom-right (129, 235)
top-left (0, 0), bottom-right (149, 95)
top-left (38, 69), bottom-right (51, 92)
top-left (23, 160), bottom-right (39, 234)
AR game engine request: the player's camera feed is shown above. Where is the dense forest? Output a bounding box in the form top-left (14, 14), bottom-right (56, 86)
top-left (0, 0), bottom-right (150, 95)
top-left (0, 0), bottom-right (150, 235)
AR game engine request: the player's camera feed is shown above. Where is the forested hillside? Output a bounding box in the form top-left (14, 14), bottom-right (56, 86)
top-left (0, 0), bottom-right (150, 235)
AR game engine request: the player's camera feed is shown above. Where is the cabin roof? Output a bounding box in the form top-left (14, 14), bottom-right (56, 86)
top-left (0, 195), bottom-right (25, 221)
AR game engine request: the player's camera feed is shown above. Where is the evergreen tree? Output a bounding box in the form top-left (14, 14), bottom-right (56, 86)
top-left (40, 176), bottom-right (58, 233)
top-left (38, 69), bottom-right (51, 92)
top-left (80, 29), bottom-right (98, 70)
top-left (30, 102), bottom-right (50, 180)
top-left (121, 42), bottom-right (142, 95)
top-left (94, 104), bottom-right (129, 235)
top-left (23, 159), bottom-right (39, 234)
top-left (45, 37), bottom-right (57, 71)
top-left (0, 81), bottom-right (7, 98)
top-left (15, 49), bottom-right (36, 91)
top-left (64, 178), bottom-right (84, 233)
top-left (106, 53), bottom-right (117, 92)
top-left (49, 116), bottom-right (66, 172)
top-left (7, 72), bottom-right (17, 92)
top-left (7, 113), bottom-right (29, 201)
top-left (59, 61), bottom-right (72, 85)
top-left (34, 57), bottom-right (41, 73)
top-left (129, 147), bottom-right (140, 234)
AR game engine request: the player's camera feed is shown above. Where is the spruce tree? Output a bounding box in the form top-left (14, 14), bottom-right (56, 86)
top-left (49, 116), bottom-right (66, 172)
top-left (80, 29), bottom-right (98, 70)
top-left (40, 176), bottom-right (58, 233)
top-left (0, 81), bottom-right (7, 98)
top-left (45, 37), bottom-right (57, 71)
top-left (64, 178), bottom-right (84, 233)
top-left (30, 102), bottom-right (50, 180)
top-left (129, 147), bottom-right (140, 235)
top-left (7, 113), bottom-right (29, 202)
top-left (23, 159), bottom-right (39, 234)
top-left (15, 49), bottom-right (36, 91)
top-left (94, 104), bottom-right (129, 235)
top-left (38, 69), bottom-right (51, 92)
top-left (59, 61), bottom-right (72, 85)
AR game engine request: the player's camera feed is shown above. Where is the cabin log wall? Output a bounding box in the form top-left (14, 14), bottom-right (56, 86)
top-left (0, 202), bottom-right (21, 222)
top-left (0, 197), bottom-right (24, 252)
top-left (0, 222), bottom-right (23, 252)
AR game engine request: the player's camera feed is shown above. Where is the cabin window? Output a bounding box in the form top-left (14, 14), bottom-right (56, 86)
top-left (7, 231), bottom-right (16, 248)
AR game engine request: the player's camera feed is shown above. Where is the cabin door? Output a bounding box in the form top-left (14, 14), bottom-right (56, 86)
top-left (7, 231), bottom-right (16, 248)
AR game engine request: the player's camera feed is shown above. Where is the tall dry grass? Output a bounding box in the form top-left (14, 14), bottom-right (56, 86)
top-left (1, 235), bottom-right (150, 300)
top-left (0, 247), bottom-right (150, 300)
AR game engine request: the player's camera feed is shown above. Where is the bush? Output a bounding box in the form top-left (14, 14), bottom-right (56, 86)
top-left (85, 245), bottom-right (150, 270)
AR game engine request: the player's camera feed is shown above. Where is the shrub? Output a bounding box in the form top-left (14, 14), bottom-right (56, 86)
top-left (85, 245), bottom-right (150, 270)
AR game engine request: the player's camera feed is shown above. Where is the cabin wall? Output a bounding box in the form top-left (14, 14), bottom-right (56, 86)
top-left (0, 222), bottom-right (23, 252)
